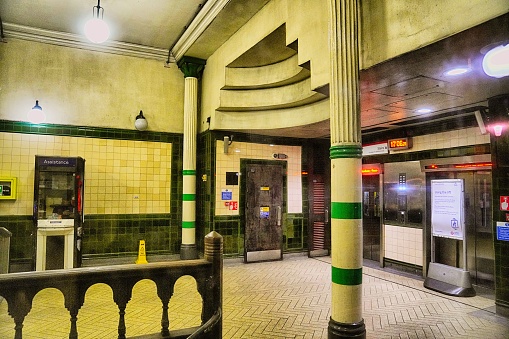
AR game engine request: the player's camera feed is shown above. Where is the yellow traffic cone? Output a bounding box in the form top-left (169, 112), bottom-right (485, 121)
top-left (135, 240), bottom-right (148, 264)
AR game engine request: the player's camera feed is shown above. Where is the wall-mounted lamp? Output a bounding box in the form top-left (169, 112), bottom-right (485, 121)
top-left (482, 42), bottom-right (509, 78)
top-left (492, 124), bottom-right (505, 137)
top-left (135, 110), bottom-right (148, 131)
top-left (485, 95), bottom-right (509, 137)
top-left (223, 135), bottom-right (233, 154)
top-left (84, 0), bottom-right (110, 44)
top-left (27, 100), bottom-right (46, 124)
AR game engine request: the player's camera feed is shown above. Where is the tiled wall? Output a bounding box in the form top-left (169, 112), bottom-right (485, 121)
top-left (384, 224), bottom-right (423, 266)
top-left (215, 141), bottom-right (302, 215)
top-left (0, 132), bottom-right (171, 215)
top-left (0, 121), bottom-right (183, 267)
top-left (195, 132), bottom-right (308, 257)
top-left (84, 213), bottom-right (179, 256)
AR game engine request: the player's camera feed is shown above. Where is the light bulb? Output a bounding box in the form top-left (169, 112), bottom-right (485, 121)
top-left (28, 100), bottom-right (46, 124)
top-left (84, 18), bottom-right (110, 44)
top-left (135, 111), bottom-right (148, 131)
top-left (493, 124), bottom-right (504, 137)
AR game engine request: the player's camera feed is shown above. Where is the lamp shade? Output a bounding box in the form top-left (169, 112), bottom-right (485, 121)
top-left (84, 18), bottom-right (110, 43)
top-left (27, 100), bottom-right (46, 124)
top-left (493, 124), bottom-right (504, 137)
top-left (135, 111), bottom-right (148, 131)
top-left (482, 44), bottom-right (509, 78)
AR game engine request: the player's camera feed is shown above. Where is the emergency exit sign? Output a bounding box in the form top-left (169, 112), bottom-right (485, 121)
top-left (500, 196), bottom-right (509, 211)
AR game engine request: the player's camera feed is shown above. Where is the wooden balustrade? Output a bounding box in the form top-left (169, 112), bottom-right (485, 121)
top-left (0, 231), bottom-right (223, 339)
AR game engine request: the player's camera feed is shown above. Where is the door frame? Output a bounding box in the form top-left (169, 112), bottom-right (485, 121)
top-left (308, 173), bottom-right (330, 257)
top-left (306, 142), bottom-right (331, 258)
top-left (240, 159), bottom-right (287, 263)
top-left (361, 169), bottom-right (384, 266)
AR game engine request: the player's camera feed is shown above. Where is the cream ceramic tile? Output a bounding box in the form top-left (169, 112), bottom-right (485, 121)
top-left (1, 133), bottom-right (172, 216)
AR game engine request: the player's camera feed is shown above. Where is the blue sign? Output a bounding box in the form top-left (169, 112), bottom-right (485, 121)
top-left (260, 206), bottom-right (270, 219)
top-left (451, 218), bottom-right (459, 229)
top-left (497, 222), bottom-right (509, 242)
top-left (221, 190), bottom-right (232, 200)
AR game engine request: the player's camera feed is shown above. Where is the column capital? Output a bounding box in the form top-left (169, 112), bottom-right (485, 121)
top-left (177, 56), bottom-right (206, 78)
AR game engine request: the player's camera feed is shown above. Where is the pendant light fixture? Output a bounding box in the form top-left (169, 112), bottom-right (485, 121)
top-left (27, 100), bottom-right (46, 124)
top-left (84, 0), bottom-right (110, 44)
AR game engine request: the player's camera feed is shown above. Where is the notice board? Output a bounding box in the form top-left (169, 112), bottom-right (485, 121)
top-left (431, 179), bottom-right (464, 240)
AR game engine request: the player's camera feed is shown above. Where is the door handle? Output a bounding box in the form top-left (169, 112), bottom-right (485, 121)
top-left (277, 206), bottom-right (282, 226)
top-left (325, 208), bottom-right (329, 224)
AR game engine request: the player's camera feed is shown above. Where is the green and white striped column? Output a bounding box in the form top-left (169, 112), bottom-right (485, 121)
top-left (327, 0), bottom-right (365, 338)
top-left (178, 57), bottom-right (206, 260)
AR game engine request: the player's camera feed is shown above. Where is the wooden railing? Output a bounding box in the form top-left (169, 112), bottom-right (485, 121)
top-left (0, 231), bottom-right (223, 339)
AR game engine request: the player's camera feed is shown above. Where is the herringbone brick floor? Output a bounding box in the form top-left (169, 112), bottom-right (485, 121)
top-left (1, 254), bottom-right (508, 338)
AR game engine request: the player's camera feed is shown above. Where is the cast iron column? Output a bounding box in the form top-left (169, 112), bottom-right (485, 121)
top-left (327, 0), bottom-right (365, 338)
top-left (178, 57), bottom-right (206, 259)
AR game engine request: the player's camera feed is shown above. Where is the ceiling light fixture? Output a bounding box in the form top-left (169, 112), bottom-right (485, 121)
top-left (444, 67), bottom-right (471, 76)
top-left (27, 100), bottom-right (46, 124)
top-left (416, 108), bottom-right (433, 114)
top-left (482, 42), bottom-right (509, 78)
top-left (84, 0), bottom-right (110, 44)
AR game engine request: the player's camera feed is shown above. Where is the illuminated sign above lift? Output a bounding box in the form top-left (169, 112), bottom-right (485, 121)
top-left (424, 162), bottom-right (492, 172)
top-left (362, 164), bottom-right (381, 176)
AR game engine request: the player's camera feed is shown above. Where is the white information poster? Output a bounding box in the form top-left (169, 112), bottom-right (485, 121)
top-left (431, 179), bottom-right (464, 240)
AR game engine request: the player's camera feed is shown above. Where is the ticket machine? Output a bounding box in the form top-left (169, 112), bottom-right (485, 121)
top-left (33, 156), bottom-right (85, 270)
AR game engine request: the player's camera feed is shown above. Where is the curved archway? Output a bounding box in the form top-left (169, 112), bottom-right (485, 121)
top-left (14, 288), bottom-right (69, 338)
top-left (78, 283), bottom-right (118, 338)
top-left (125, 279), bottom-right (161, 336)
top-left (168, 275), bottom-right (202, 330)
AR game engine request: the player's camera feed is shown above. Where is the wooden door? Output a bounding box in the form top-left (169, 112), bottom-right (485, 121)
top-left (245, 163), bottom-right (284, 263)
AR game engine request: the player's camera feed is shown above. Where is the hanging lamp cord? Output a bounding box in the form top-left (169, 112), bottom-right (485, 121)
top-left (93, 0), bottom-right (104, 19)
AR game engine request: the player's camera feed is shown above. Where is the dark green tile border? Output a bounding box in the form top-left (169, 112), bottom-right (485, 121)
top-left (0, 215), bottom-right (33, 222)
top-left (0, 119), bottom-right (181, 143)
top-left (85, 213), bottom-right (172, 220)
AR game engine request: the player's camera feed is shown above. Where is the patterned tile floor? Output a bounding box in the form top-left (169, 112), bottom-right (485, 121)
top-left (1, 254), bottom-right (508, 338)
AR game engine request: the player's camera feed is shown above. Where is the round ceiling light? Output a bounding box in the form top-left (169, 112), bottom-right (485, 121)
top-left (482, 44), bottom-right (509, 78)
top-left (84, 0), bottom-right (110, 44)
top-left (444, 67), bottom-right (471, 76)
top-left (84, 18), bottom-right (110, 44)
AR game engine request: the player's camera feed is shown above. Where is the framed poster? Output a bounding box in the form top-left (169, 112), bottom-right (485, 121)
top-left (431, 179), bottom-right (464, 240)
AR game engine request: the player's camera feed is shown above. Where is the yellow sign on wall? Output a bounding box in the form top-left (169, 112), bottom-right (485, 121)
top-left (0, 177), bottom-right (17, 200)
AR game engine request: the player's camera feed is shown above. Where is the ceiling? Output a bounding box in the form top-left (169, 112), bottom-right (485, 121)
top-left (0, 0), bottom-right (207, 49)
top-left (1, 1), bottom-right (508, 142)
